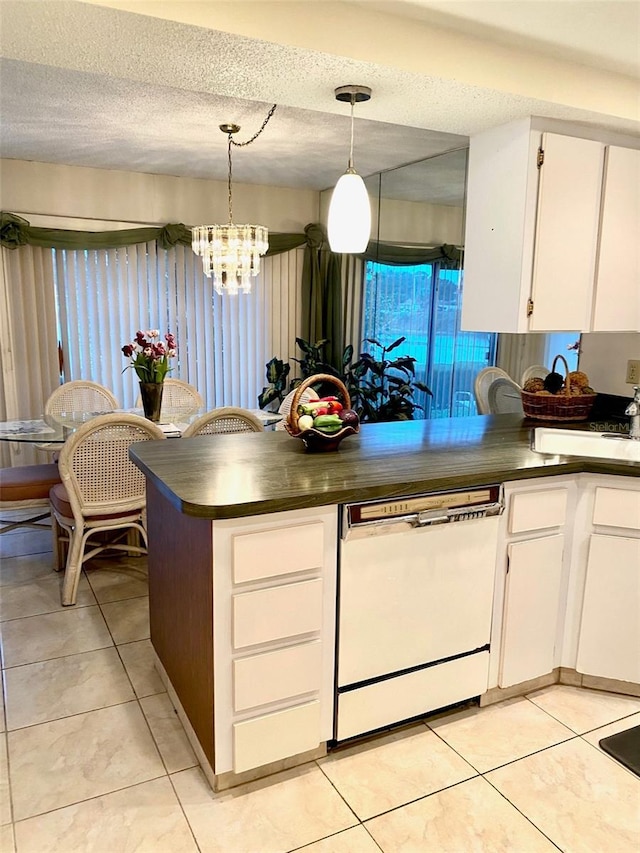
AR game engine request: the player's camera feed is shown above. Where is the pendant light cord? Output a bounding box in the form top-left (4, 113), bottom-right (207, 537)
top-left (348, 96), bottom-right (355, 171)
top-left (224, 104), bottom-right (278, 223)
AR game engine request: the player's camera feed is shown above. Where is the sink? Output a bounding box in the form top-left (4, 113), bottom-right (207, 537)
top-left (532, 428), bottom-right (640, 462)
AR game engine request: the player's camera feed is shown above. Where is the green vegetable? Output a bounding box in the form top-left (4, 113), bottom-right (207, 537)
top-left (312, 414), bottom-right (343, 434)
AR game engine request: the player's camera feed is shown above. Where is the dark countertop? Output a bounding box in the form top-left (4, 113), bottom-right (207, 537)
top-left (130, 414), bottom-right (640, 519)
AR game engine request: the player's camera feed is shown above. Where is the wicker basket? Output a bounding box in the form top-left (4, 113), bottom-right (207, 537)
top-left (285, 373), bottom-right (359, 452)
top-left (521, 355), bottom-right (595, 422)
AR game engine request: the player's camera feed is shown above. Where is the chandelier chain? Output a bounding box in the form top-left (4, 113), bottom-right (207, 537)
top-left (230, 104), bottom-right (278, 147)
top-left (224, 104), bottom-right (277, 223)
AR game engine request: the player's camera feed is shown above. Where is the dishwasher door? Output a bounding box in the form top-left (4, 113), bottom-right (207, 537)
top-left (338, 515), bottom-right (500, 688)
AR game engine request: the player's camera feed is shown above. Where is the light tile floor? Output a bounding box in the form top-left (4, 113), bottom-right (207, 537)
top-left (1, 516), bottom-right (639, 852)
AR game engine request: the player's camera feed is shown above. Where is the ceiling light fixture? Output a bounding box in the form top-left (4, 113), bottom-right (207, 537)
top-left (327, 85), bottom-right (372, 254)
top-left (192, 105), bottom-right (277, 295)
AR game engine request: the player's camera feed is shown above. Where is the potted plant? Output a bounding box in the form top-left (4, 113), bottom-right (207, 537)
top-left (122, 330), bottom-right (176, 421)
top-left (259, 336), bottom-right (431, 422)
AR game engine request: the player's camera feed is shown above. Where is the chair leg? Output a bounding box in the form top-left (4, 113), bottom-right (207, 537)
top-left (126, 527), bottom-right (141, 555)
top-left (61, 527), bottom-right (86, 606)
top-left (51, 515), bottom-right (67, 571)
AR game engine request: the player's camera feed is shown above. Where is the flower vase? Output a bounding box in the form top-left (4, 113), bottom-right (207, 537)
top-left (139, 382), bottom-right (163, 422)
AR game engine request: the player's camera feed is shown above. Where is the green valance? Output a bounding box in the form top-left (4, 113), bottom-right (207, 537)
top-left (363, 240), bottom-right (462, 268)
top-left (0, 212), bottom-right (307, 255)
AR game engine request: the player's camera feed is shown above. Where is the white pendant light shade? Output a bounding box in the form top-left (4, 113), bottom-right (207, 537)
top-left (327, 84), bottom-right (372, 254)
top-left (327, 171), bottom-right (371, 253)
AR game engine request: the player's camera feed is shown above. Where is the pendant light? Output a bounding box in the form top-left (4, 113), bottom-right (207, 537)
top-left (192, 105), bottom-right (277, 295)
top-left (327, 85), bottom-right (372, 254)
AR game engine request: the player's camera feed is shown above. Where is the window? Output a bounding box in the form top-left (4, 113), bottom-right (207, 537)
top-left (544, 332), bottom-right (580, 373)
top-left (52, 242), bottom-right (305, 410)
top-left (362, 260), bottom-right (497, 417)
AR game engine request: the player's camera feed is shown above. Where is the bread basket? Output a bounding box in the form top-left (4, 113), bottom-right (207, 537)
top-left (521, 355), bottom-right (596, 422)
top-left (284, 373), bottom-right (359, 452)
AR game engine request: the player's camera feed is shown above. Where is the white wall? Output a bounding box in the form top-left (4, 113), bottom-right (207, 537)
top-left (579, 333), bottom-right (640, 398)
top-left (0, 159), bottom-right (319, 232)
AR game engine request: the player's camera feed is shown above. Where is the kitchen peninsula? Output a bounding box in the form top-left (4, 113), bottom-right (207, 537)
top-left (130, 415), bottom-right (640, 791)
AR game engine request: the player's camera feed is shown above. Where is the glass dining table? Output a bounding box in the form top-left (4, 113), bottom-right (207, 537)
top-left (0, 408), bottom-right (282, 444)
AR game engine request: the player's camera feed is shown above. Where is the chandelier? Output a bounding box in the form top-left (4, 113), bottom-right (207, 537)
top-left (192, 105), bottom-right (277, 295)
top-left (327, 85), bottom-right (372, 254)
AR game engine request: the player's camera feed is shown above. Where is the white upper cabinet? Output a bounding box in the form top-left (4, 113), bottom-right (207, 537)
top-left (592, 146), bottom-right (640, 332)
top-left (461, 118), bottom-right (640, 333)
top-left (528, 134), bottom-right (602, 332)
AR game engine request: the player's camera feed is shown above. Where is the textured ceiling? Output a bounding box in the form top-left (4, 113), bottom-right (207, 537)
top-left (0, 0), bottom-right (638, 206)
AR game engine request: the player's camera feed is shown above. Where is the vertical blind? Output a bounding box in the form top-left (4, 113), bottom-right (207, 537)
top-left (53, 243), bottom-right (306, 410)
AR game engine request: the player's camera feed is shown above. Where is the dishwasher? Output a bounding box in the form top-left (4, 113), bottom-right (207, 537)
top-left (335, 484), bottom-right (504, 742)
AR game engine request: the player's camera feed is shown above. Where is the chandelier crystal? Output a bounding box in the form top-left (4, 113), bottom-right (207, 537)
top-left (191, 224), bottom-right (269, 295)
top-left (192, 109), bottom-right (276, 295)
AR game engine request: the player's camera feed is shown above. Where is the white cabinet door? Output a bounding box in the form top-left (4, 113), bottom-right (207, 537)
top-left (592, 146), bottom-right (640, 332)
top-left (462, 120), bottom-right (639, 334)
top-left (499, 534), bottom-right (565, 688)
top-left (529, 134), bottom-right (603, 332)
top-left (576, 534), bottom-right (640, 683)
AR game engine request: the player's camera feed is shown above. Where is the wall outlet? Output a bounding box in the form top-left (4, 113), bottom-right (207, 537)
top-left (626, 359), bottom-right (640, 384)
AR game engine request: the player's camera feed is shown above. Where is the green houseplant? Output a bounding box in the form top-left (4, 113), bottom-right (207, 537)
top-left (259, 336), bottom-right (431, 422)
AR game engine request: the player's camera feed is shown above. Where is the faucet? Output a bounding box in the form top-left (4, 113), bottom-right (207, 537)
top-left (625, 386), bottom-right (640, 440)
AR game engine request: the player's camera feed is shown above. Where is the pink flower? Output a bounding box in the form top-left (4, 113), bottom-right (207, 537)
top-left (122, 329), bottom-right (177, 384)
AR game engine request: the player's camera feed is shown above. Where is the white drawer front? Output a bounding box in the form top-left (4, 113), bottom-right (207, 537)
top-left (233, 578), bottom-right (323, 649)
top-left (593, 487), bottom-right (640, 530)
top-left (233, 641), bottom-right (323, 712)
top-left (233, 700), bottom-right (321, 773)
top-left (233, 521), bottom-right (325, 583)
top-left (509, 488), bottom-right (568, 533)
top-left (336, 651), bottom-right (490, 742)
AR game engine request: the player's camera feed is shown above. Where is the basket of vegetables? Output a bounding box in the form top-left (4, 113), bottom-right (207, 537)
top-left (521, 355), bottom-right (596, 422)
top-left (285, 373), bottom-right (360, 452)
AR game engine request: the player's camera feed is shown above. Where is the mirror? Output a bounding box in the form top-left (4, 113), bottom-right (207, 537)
top-left (365, 147), bottom-right (468, 246)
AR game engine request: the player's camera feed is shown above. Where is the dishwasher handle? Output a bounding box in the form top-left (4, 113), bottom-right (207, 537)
top-left (342, 493), bottom-right (504, 539)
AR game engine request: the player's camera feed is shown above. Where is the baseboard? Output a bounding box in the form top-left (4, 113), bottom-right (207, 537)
top-left (482, 667), bottom-right (640, 705)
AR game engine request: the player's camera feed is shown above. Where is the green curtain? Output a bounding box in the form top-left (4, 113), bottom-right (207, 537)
top-left (362, 239), bottom-right (462, 268)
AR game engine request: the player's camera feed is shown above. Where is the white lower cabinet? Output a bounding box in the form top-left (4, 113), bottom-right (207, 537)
top-left (495, 475), bottom-right (640, 695)
top-left (499, 535), bottom-right (565, 687)
top-left (211, 505), bottom-right (338, 776)
top-left (576, 534), bottom-right (640, 683)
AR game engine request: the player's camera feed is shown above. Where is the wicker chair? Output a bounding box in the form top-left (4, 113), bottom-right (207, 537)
top-left (473, 367), bottom-right (513, 415)
top-left (135, 378), bottom-right (203, 418)
top-left (50, 413), bottom-right (165, 606)
top-left (45, 380), bottom-right (119, 416)
top-left (181, 407), bottom-right (264, 437)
